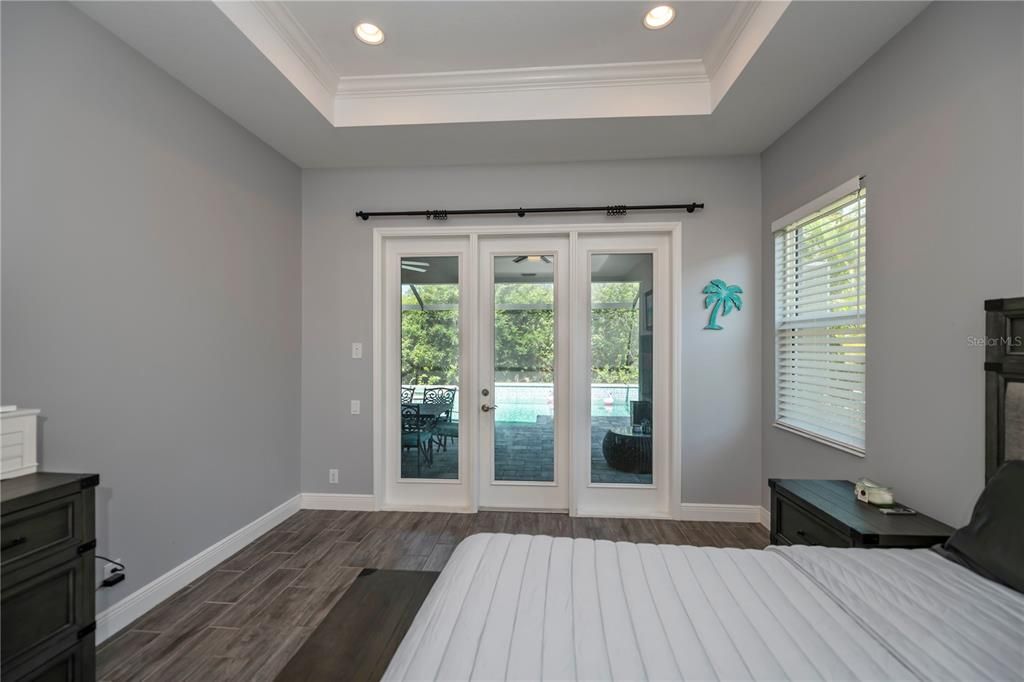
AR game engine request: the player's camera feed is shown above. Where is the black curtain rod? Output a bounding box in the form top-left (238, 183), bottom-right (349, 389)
top-left (355, 202), bottom-right (704, 221)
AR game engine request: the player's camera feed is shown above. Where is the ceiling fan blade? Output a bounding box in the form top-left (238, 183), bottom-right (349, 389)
top-left (541, 256), bottom-right (552, 264)
top-left (401, 265), bottom-right (427, 273)
top-left (512, 256), bottom-right (527, 263)
top-left (401, 260), bottom-right (430, 267)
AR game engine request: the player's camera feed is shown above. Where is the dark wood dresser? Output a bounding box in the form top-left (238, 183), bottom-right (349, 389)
top-left (1, 473), bottom-right (99, 681)
top-left (769, 478), bottom-right (954, 549)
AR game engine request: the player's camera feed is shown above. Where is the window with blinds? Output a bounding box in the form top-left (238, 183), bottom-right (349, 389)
top-left (773, 180), bottom-right (866, 454)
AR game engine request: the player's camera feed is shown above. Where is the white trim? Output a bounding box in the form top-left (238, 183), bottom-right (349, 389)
top-left (703, 3), bottom-right (761, 80)
top-left (372, 221), bottom-right (683, 518)
top-left (372, 230), bottom-right (385, 512)
top-left (678, 502), bottom-right (763, 523)
top-left (708, 0), bottom-right (790, 109)
top-left (760, 506), bottom-right (772, 530)
top-left (379, 503), bottom-right (475, 514)
top-left (212, 1), bottom-right (334, 121)
top-left (300, 493), bottom-right (377, 511)
top-left (772, 422), bottom-right (866, 458)
top-left (337, 60), bottom-right (706, 98)
top-left (216, 1), bottom-right (786, 127)
top-left (576, 507), bottom-right (675, 520)
top-left (95, 494), bottom-right (301, 644)
top-left (771, 176), bottom-right (863, 232)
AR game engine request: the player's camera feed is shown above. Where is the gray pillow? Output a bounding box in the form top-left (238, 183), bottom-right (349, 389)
top-left (935, 461), bottom-right (1024, 593)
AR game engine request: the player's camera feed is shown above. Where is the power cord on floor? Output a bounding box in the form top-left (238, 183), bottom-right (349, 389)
top-left (96, 554), bottom-right (126, 589)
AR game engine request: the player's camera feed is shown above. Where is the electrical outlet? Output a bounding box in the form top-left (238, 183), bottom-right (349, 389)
top-left (329, 469), bottom-right (339, 484)
top-left (103, 559), bottom-right (123, 581)
top-left (351, 342), bottom-right (363, 359)
top-left (350, 399), bottom-right (361, 415)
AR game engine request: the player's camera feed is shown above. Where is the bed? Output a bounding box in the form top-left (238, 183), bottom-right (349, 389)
top-left (383, 534), bottom-right (1023, 681)
top-left (386, 301), bottom-right (1024, 681)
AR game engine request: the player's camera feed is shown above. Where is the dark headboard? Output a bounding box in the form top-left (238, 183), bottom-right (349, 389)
top-left (984, 297), bottom-right (1024, 480)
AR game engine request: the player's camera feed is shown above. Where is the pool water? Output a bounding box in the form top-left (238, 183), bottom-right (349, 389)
top-left (406, 383), bottom-right (639, 424)
top-left (491, 385), bottom-right (636, 423)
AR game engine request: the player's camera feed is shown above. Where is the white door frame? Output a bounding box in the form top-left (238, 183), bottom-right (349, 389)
top-left (372, 222), bottom-right (683, 517)
top-left (477, 235), bottom-right (571, 511)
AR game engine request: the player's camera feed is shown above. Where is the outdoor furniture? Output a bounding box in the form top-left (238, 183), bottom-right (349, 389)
top-left (401, 386), bottom-right (415, 403)
top-left (630, 399), bottom-right (652, 428)
top-left (401, 404), bottom-right (438, 477)
top-left (601, 427), bottom-right (652, 474)
top-left (422, 387), bottom-right (457, 451)
top-left (434, 420), bottom-right (459, 452)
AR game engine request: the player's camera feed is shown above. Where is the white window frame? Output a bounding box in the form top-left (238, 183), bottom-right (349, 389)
top-left (772, 177), bottom-right (866, 456)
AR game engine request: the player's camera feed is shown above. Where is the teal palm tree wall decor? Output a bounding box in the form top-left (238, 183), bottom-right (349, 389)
top-left (703, 279), bottom-right (743, 330)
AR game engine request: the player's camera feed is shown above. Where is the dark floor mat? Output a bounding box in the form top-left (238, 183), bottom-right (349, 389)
top-left (275, 568), bottom-right (438, 681)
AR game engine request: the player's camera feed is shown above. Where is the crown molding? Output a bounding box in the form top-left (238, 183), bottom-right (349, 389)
top-left (709, 0), bottom-right (791, 108)
top-left (213, 0), bottom-right (335, 121)
top-left (217, 0), bottom-right (788, 127)
top-left (703, 2), bottom-right (761, 80)
top-left (336, 59), bottom-right (707, 99)
top-left (252, 1), bottom-right (336, 93)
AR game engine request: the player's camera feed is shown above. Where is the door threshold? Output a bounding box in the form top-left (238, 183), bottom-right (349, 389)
top-left (478, 506), bottom-right (570, 514)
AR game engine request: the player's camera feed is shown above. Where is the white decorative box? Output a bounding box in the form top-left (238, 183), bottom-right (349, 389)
top-left (2, 409), bottom-right (41, 479)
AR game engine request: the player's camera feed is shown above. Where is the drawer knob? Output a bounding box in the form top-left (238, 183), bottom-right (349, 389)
top-left (2, 536), bottom-right (27, 550)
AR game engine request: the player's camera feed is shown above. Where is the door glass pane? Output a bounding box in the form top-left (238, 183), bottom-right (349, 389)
top-left (492, 255), bottom-right (555, 482)
top-left (591, 254), bottom-right (653, 485)
top-left (400, 256), bottom-right (459, 479)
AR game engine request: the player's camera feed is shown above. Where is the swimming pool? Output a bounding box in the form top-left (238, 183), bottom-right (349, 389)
top-left (409, 383), bottom-right (639, 423)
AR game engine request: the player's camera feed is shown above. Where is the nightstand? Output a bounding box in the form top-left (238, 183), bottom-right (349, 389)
top-left (768, 479), bottom-right (954, 548)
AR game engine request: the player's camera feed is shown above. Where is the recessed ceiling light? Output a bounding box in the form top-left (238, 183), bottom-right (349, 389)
top-left (643, 5), bottom-right (675, 30)
top-left (354, 22), bottom-right (384, 45)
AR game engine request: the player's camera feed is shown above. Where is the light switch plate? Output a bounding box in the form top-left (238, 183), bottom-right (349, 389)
top-left (350, 399), bottom-right (361, 415)
top-left (351, 342), bottom-right (363, 359)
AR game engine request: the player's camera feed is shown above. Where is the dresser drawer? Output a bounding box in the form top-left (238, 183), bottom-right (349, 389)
top-left (1, 494), bottom-right (86, 569)
top-left (1, 557), bottom-right (92, 673)
top-left (775, 495), bottom-right (851, 548)
top-left (5, 633), bottom-right (95, 682)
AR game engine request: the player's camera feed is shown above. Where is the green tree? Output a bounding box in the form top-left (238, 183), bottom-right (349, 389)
top-left (401, 284), bottom-right (460, 384)
top-left (591, 282), bottom-right (640, 384)
top-left (400, 280), bottom-right (644, 386)
top-left (494, 283), bottom-right (554, 382)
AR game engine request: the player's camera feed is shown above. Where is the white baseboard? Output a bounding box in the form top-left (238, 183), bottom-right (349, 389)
top-left (760, 506), bottom-right (771, 529)
top-left (95, 494), bottom-right (301, 644)
top-left (575, 507), bottom-right (675, 520)
top-left (678, 502), bottom-right (763, 523)
top-left (301, 492), bottom-right (376, 511)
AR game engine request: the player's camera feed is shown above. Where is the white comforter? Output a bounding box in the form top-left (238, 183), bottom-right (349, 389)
top-left (384, 533), bottom-right (1024, 681)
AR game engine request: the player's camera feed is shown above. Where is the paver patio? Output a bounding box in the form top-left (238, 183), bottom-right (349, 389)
top-left (400, 416), bottom-right (652, 485)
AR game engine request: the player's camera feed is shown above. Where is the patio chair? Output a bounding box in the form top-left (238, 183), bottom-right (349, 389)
top-left (401, 404), bottom-right (437, 476)
top-left (423, 387), bottom-right (457, 451)
top-left (434, 420), bottom-right (459, 453)
top-left (401, 386), bottom-right (415, 404)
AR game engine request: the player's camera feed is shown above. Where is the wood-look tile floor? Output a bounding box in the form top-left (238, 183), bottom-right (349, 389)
top-left (96, 510), bottom-right (768, 681)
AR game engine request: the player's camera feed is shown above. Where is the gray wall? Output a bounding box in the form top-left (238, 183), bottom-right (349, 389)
top-left (302, 157), bottom-right (763, 505)
top-left (1, 2), bottom-right (302, 611)
top-left (761, 2), bottom-right (1024, 526)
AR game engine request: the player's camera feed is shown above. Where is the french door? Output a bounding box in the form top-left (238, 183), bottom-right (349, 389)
top-left (478, 236), bottom-right (570, 510)
top-left (377, 227), bottom-right (676, 517)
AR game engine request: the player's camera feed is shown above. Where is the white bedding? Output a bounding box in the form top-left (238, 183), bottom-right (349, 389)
top-left (384, 533), bottom-right (1024, 681)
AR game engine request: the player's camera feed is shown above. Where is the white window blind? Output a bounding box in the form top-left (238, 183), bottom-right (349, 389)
top-left (774, 182), bottom-right (866, 454)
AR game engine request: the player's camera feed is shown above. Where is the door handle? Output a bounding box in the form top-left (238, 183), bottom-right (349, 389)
top-left (481, 404), bottom-right (498, 412)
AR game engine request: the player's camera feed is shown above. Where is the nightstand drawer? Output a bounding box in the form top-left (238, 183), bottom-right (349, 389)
top-left (776, 496), bottom-right (851, 548)
top-left (1, 494), bottom-right (85, 569)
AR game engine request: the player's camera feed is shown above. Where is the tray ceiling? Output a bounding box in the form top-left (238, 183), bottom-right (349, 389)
top-left (76, 1), bottom-right (928, 167)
